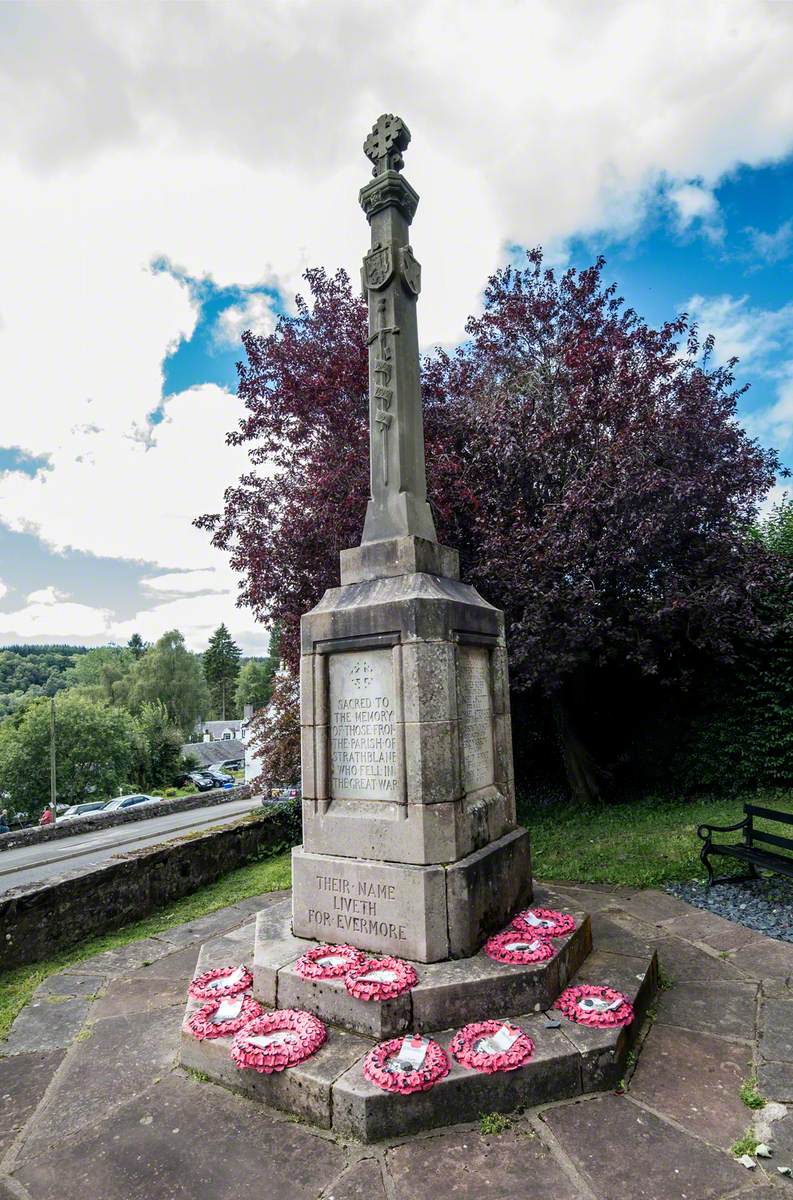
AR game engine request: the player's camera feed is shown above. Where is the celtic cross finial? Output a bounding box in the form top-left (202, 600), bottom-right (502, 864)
top-left (364, 113), bottom-right (411, 177)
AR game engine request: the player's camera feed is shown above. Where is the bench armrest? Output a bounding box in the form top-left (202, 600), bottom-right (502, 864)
top-left (696, 818), bottom-right (749, 841)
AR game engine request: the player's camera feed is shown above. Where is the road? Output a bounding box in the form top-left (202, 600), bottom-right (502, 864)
top-left (0, 795), bottom-right (261, 893)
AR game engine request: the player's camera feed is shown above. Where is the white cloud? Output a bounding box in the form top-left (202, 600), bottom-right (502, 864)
top-left (668, 183), bottom-right (722, 241)
top-left (1, 1), bottom-right (793, 645)
top-left (744, 372), bottom-right (793, 448)
top-left (0, 598), bottom-right (114, 640)
top-left (685, 294), bottom-right (793, 368)
top-left (26, 586), bottom-right (69, 605)
top-left (214, 294), bottom-right (277, 349)
top-left (0, 580), bottom-right (7, 600)
top-left (747, 219), bottom-right (793, 264)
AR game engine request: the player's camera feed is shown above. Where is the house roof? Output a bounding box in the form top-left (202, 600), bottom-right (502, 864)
top-left (197, 720), bottom-right (243, 737)
top-left (182, 739), bottom-right (244, 768)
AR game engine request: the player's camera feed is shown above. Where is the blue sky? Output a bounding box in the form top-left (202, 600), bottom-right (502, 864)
top-left (0, 1), bottom-right (791, 650)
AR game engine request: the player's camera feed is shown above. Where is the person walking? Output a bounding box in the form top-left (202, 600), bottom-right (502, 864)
top-left (0, 809), bottom-right (9, 834)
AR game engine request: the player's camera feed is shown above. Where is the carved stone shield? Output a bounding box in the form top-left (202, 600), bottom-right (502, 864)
top-left (362, 245), bottom-right (394, 290)
top-left (400, 246), bottom-right (421, 295)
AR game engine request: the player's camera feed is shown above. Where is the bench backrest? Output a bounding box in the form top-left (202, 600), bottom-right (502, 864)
top-left (743, 804), bottom-right (793, 857)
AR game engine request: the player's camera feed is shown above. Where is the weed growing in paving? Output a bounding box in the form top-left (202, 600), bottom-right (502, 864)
top-left (731, 1129), bottom-right (759, 1158)
top-left (480, 1112), bottom-right (512, 1136)
top-left (740, 1076), bottom-right (766, 1110)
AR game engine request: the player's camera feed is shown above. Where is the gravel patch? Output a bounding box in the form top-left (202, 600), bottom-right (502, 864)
top-left (666, 875), bottom-right (793, 943)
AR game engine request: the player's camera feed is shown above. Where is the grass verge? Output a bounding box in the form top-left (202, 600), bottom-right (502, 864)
top-left (0, 850), bottom-right (292, 1042)
top-left (522, 789), bottom-right (793, 888)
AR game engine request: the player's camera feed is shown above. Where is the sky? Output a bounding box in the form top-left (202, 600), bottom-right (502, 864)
top-left (1, 0), bottom-right (793, 653)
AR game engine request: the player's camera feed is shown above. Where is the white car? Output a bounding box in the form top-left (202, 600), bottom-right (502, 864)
top-left (102, 794), bottom-right (161, 812)
top-left (59, 802), bottom-right (107, 821)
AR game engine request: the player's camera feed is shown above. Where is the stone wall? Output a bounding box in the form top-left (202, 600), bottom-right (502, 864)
top-left (0, 787), bottom-right (248, 854)
top-left (0, 801), bottom-right (300, 971)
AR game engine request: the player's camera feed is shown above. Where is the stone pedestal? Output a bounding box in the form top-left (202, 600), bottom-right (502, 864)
top-left (292, 535), bottom-right (531, 961)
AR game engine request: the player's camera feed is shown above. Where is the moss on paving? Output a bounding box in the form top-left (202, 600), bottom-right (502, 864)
top-left (523, 789), bottom-right (793, 888)
top-left (0, 850), bottom-right (291, 1041)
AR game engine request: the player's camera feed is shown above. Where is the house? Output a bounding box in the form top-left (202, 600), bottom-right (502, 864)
top-left (240, 705), bottom-right (257, 785)
top-left (194, 719), bottom-right (243, 743)
top-left (181, 738), bottom-right (244, 770)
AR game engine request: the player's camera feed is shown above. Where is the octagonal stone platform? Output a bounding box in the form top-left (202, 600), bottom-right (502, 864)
top-left (179, 896), bottom-right (658, 1141)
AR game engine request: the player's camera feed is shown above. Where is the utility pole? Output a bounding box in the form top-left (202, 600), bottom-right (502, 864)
top-left (49, 696), bottom-right (57, 816)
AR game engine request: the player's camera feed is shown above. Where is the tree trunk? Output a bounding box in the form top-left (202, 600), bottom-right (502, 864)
top-left (551, 693), bottom-right (607, 806)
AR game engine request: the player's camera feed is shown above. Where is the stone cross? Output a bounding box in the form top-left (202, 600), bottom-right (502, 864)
top-left (358, 115), bottom-right (437, 546)
top-left (364, 113), bottom-right (411, 177)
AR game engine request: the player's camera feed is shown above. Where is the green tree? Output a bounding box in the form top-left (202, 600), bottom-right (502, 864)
top-left (131, 701), bottom-right (183, 790)
top-left (0, 692), bottom-right (137, 813)
top-left (234, 658), bottom-right (276, 714)
top-left (127, 630), bottom-right (210, 737)
top-left (680, 498), bottom-right (793, 793)
top-left (127, 633), bottom-right (146, 659)
top-left (203, 624), bottom-right (242, 720)
top-left (64, 646), bottom-right (135, 706)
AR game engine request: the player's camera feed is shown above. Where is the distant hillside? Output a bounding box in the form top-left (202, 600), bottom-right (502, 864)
top-left (0, 644), bottom-right (90, 721)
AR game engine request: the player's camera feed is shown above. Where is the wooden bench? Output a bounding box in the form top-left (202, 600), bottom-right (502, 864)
top-left (697, 803), bottom-right (793, 887)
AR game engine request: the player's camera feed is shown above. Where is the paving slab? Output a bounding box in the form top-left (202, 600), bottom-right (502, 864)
top-left (2, 996), bottom-right (90, 1056)
top-left (149, 908), bottom-right (248, 948)
top-left (735, 938), bottom-right (793, 981)
top-left (628, 1025), bottom-right (751, 1149)
top-left (12, 1070), bottom-right (346, 1200)
top-left (755, 1100), bottom-right (793, 1160)
top-left (660, 908), bottom-right (761, 952)
top-left (653, 937), bottom-right (748, 982)
top-left (654, 980), bottom-right (758, 1040)
top-left (89, 974), bottom-right (188, 1022)
top-left (759, 999), bottom-right (793, 1063)
top-left (0, 1049), bottom-right (64, 1157)
top-left (131, 943), bottom-right (202, 984)
top-left (386, 1124), bottom-right (586, 1200)
top-left (17, 1006), bottom-right (183, 1154)
top-left (325, 1156), bottom-right (387, 1200)
top-left (36, 973), bottom-right (105, 998)
top-left (615, 889), bottom-right (695, 926)
top-left (542, 1093), bottom-right (757, 1200)
top-left (588, 911), bottom-right (660, 960)
top-left (758, 1060), bottom-right (793, 1102)
top-left (76, 937), bottom-right (175, 977)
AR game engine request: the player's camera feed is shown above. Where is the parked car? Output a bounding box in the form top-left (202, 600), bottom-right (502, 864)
top-left (59, 802), bottom-right (106, 821)
top-left (279, 786), bottom-right (301, 801)
top-left (190, 771), bottom-right (219, 791)
top-left (218, 759), bottom-right (243, 771)
top-left (204, 767), bottom-right (234, 786)
top-left (102, 794), bottom-right (161, 812)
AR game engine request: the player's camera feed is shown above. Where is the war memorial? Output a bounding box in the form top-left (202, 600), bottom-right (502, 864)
top-left (179, 115), bottom-right (657, 1140)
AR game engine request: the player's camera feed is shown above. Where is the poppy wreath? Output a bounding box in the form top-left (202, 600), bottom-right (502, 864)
top-left (449, 1020), bottom-right (535, 1074)
top-left (188, 964), bottom-right (253, 1001)
top-left (344, 956), bottom-right (418, 1001)
top-left (187, 993), bottom-right (262, 1040)
top-left (483, 930), bottom-right (556, 965)
top-left (231, 1009), bottom-right (327, 1074)
top-left (363, 1037), bottom-right (450, 1094)
top-left (510, 907), bottom-right (576, 939)
top-left (555, 984), bottom-right (634, 1028)
top-left (295, 944), bottom-right (364, 981)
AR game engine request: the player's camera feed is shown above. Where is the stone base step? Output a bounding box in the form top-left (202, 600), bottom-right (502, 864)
top-left (178, 901), bottom-right (657, 1142)
top-left (253, 896), bottom-right (592, 1039)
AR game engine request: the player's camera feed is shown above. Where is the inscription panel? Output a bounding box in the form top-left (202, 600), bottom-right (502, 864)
top-left (329, 648), bottom-right (398, 801)
top-left (292, 848), bottom-right (450, 961)
top-left (458, 645), bottom-right (495, 793)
